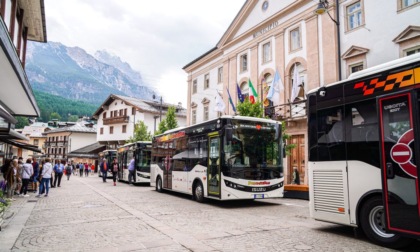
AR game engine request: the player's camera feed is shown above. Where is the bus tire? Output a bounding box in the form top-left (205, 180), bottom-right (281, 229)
top-left (156, 176), bottom-right (163, 193)
top-left (360, 196), bottom-right (413, 249)
top-left (193, 181), bottom-right (205, 203)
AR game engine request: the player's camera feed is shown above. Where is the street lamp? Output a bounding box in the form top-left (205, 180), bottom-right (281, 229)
top-left (153, 94), bottom-right (163, 122)
top-left (314, 0), bottom-right (342, 81)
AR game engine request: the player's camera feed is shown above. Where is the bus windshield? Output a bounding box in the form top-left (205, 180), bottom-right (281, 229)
top-left (223, 121), bottom-right (282, 180)
top-left (136, 149), bottom-right (151, 173)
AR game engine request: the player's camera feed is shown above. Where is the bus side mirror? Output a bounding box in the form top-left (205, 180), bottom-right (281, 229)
top-left (225, 126), bottom-right (233, 142)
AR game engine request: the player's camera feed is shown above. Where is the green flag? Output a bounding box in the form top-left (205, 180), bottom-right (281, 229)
top-left (249, 79), bottom-right (258, 104)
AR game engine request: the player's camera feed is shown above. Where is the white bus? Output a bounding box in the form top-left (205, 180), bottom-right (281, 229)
top-left (150, 115), bottom-right (284, 202)
top-left (307, 53), bottom-right (420, 248)
top-left (117, 141), bottom-right (152, 184)
top-left (98, 149), bottom-right (116, 178)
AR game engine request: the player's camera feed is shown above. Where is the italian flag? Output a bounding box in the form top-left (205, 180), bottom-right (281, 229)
top-left (249, 79), bottom-right (258, 104)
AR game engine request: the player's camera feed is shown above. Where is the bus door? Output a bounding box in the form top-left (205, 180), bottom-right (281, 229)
top-left (378, 91), bottom-right (420, 236)
top-left (163, 142), bottom-right (173, 189)
top-left (208, 134), bottom-right (221, 197)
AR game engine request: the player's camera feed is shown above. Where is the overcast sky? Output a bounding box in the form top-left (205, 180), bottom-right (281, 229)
top-left (44, 0), bottom-right (245, 106)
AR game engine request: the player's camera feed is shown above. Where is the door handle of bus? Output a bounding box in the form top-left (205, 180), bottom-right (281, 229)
top-left (386, 163), bottom-right (395, 179)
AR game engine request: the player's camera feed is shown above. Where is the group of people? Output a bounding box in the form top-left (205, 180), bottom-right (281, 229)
top-left (72, 162), bottom-right (95, 177)
top-left (0, 158), bottom-right (84, 200)
top-left (99, 157), bottom-right (136, 186)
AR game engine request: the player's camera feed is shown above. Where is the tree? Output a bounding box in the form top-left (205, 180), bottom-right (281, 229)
top-left (154, 120), bottom-right (167, 136)
top-left (68, 115), bottom-right (79, 122)
top-left (128, 121), bottom-right (152, 143)
top-left (165, 106), bottom-right (178, 130)
top-left (235, 98), bottom-right (295, 156)
top-left (236, 98), bottom-right (264, 118)
top-left (154, 106), bottom-right (179, 136)
top-left (50, 112), bottom-right (61, 121)
top-left (15, 116), bottom-right (29, 129)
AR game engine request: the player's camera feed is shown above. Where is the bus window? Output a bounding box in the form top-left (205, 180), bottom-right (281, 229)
top-left (345, 99), bottom-right (380, 168)
top-left (316, 107), bottom-right (345, 161)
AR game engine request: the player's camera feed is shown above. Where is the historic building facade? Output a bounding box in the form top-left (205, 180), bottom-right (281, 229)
top-left (93, 94), bottom-right (187, 149)
top-left (44, 123), bottom-right (97, 161)
top-left (183, 0), bottom-right (420, 190)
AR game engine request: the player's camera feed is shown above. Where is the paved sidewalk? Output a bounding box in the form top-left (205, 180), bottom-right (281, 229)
top-left (0, 174), bottom-right (417, 252)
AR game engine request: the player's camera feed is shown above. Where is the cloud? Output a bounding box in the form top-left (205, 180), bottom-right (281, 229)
top-left (44, 0), bottom-right (245, 105)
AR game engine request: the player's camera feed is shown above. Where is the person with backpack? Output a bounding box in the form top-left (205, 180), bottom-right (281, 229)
top-left (111, 158), bottom-right (119, 186)
top-left (65, 162), bottom-right (72, 180)
top-left (20, 158), bottom-right (34, 197)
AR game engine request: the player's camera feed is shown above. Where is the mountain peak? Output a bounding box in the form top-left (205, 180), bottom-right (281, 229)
top-left (26, 41), bottom-right (157, 105)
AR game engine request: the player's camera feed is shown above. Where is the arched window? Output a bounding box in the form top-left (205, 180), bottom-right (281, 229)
top-left (240, 81), bottom-right (249, 101)
top-left (263, 73), bottom-right (273, 107)
top-left (290, 63), bottom-right (306, 102)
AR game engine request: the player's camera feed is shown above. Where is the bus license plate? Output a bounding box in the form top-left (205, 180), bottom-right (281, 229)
top-left (254, 194), bottom-right (264, 199)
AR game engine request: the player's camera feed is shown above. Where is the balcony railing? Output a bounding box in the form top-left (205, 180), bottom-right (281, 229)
top-left (264, 99), bottom-right (307, 121)
top-left (103, 116), bottom-right (129, 125)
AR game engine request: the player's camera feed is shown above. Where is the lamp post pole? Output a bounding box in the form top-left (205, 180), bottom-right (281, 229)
top-left (159, 96), bottom-right (162, 122)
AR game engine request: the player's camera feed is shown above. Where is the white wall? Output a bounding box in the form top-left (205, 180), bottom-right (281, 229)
top-left (97, 98), bottom-right (187, 142)
top-left (4, 0), bottom-right (12, 29)
top-left (69, 133), bottom-right (96, 152)
top-left (340, 0), bottom-right (420, 75)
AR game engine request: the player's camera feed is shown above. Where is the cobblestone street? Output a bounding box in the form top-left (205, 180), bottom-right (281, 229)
top-left (0, 175), bottom-right (418, 252)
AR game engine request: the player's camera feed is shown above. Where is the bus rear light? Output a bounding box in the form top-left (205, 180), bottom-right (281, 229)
top-left (338, 208), bottom-right (345, 213)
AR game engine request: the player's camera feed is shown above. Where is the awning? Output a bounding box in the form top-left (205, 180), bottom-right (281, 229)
top-left (1, 138), bottom-right (42, 153)
top-left (0, 104), bottom-right (17, 124)
top-left (0, 128), bottom-right (30, 141)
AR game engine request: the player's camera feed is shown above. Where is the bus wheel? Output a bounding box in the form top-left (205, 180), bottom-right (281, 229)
top-left (156, 176), bottom-right (163, 193)
top-left (194, 181), bottom-right (204, 203)
top-left (360, 196), bottom-right (412, 249)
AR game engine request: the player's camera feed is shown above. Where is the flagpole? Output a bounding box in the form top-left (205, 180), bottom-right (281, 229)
top-left (261, 78), bottom-right (264, 117)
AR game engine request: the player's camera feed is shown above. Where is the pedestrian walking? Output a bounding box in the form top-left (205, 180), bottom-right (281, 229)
top-left (128, 157), bottom-right (135, 184)
top-left (53, 160), bottom-right (64, 187)
top-left (99, 158), bottom-right (108, 182)
top-left (20, 158), bottom-right (33, 197)
top-left (31, 157), bottom-right (39, 193)
top-left (84, 163), bottom-right (89, 177)
top-left (78, 163), bottom-right (83, 177)
top-left (37, 158), bottom-right (53, 197)
top-left (90, 163), bottom-right (95, 175)
top-left (65, 162), bottom-right (72, 180)
top-left (38, 159), bottom-right (45, 194)
top-left (111, 158), bottom-right (119, 186)
top-left (72, 161), bottom-right (77, 176)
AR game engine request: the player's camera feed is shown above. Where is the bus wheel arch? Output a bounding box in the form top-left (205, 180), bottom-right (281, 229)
top-left (192, 179), bottom-right (205, 203)
top-left (156, 175), bottom-right (163, 193)
top-left (359, 195), bottom-right (413, 248)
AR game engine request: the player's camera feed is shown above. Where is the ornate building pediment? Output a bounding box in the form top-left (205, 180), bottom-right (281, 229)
top-left (342, 46), bottom-right (370, 59)
top-left (393, 25), bottom-right (420, 43)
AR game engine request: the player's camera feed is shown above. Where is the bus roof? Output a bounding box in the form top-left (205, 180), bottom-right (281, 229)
top-left (307, 53), bottom-right (420, 95)
top-left (157, 115), bottom-right (280, 137)
top-left (120, 141), bottom-right (152, 148)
